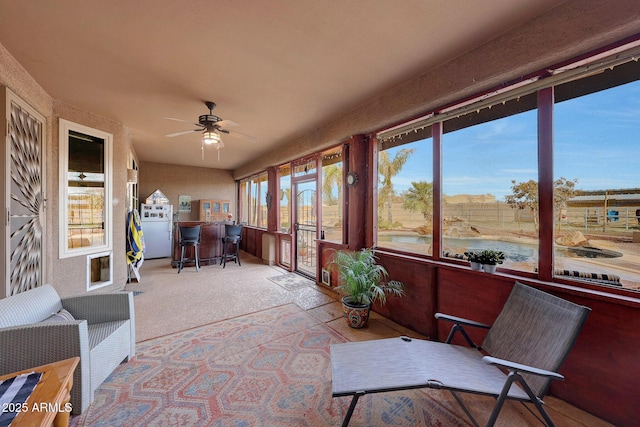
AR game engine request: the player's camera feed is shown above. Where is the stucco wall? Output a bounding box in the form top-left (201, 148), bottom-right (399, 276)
top-left (51, 101), bottom-right (131, 297)
top-left (139, 162), bottom-right (236, 222)
top-left (1, 42), bottom-right (133, 297)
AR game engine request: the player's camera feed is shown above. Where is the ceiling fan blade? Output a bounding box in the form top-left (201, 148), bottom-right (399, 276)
top-left (216, 119), bottom-right (239, 128)
top-left (162, 117), bottom-right (202, 127)
top-left (223, 129), bottom-right (257, 143)
top-left (166, 129), bottom-right (201, 137)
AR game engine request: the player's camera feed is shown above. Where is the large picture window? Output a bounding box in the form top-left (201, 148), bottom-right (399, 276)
top-left (376, 137), bottom-right (433, 256)
top-left (321, 146), bottom-right (343, 242)
top-left (554, 60), bottom-right (640, 290)
top-left (59, 119), bottom-right (112, 258)
top-left (442, 95), bottom-right (539, 273)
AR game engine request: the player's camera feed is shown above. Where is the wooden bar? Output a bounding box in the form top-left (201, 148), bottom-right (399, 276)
top-left (171, 221), bottom-right (229, 267)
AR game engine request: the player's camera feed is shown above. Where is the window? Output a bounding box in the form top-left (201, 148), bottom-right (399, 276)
top-left (127, 152), bottom-right (138, 212)
top-left (279, 164), bottom-right (291, 233)
top-left (373, 41), bottom-right (640, 293)
top-left (59, 119), bottom-right (112, 258)
top-left (442, 95), bottom-right (539, 273)
top-left (249, 176), bottom-right (258, 226)
top-left (321, 146), bottom-right (343, 241)
top-left (240, 180), bottom-right (249, 225)
top-left (294, 159), bottom-right (316, 177)
top-left (554, 60), bottom-right (640, 290)
top-left (239, 172), bottom-right (268, 229)
top-left (257, 172), bottom-right (268, 229)
top-left (376, 136), bottom-right (433, 256)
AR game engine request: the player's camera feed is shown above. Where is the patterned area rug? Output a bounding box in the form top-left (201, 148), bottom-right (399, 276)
top-left (70, 304), bottom-right (528, 426)
top-left (268, 273), bottom-right (315, 291)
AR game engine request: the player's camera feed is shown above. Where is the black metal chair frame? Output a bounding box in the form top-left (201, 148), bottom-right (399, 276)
top-left (330, 282), bottom-right (591, 427)
top-left (177, 225), bottom-right (201, 273)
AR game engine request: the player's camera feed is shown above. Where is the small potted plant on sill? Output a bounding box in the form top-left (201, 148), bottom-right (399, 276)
top-left (464, 251), bottom-right (484, 271)
top-left (478, 249), bottom-right (505, 273)
top-left (330, 248), bottom-right (405, 328)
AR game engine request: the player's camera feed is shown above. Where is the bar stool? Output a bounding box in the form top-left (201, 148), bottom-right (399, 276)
top-left (220, 224), bottom-right (242, 268)
top-left (177, 225), bottom-right (201, 273)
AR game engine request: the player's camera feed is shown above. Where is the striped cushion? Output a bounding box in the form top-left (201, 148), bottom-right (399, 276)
top-left (0, 372), bottom-right (43, 425)
top-left (40, 308), bottom-right (76, 323)
top-left (555, 269), bottom-right (620, 282)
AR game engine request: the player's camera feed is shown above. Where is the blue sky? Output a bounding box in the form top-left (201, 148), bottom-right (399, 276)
top-left (385, 79), bottom-right (640, 201)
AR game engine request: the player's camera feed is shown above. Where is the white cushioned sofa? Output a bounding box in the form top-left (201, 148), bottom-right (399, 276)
top-left (0, 284), bottom-right (135, 414)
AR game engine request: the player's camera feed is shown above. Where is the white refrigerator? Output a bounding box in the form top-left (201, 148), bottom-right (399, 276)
top-left (140, 204), bottom-right (173, 258)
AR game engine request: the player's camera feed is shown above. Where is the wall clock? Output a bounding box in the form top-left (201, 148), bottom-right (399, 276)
top-left (346, 172), bottom-right (358, 187)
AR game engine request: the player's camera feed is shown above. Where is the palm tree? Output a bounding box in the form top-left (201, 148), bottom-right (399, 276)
top-left (402, 181), bottom-right (433, 221)
top-left (322, 164), bottom-right (342, 205)
top-left (378, 148), bottom-right (415, 225)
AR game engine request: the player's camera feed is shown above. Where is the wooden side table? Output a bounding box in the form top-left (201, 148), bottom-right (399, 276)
top-left (0, 357), bottom-right (79, 427)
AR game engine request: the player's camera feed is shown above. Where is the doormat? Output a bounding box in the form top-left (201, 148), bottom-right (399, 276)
top-left (268, 273), bottom-right (314, 291)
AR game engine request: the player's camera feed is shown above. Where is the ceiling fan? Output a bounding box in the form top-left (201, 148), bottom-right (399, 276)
top-left (164, 101), bottom-right (257, 160)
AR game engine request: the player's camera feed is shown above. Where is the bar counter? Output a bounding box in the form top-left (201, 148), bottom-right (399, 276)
top-left (171, 221), bottom-right (229, 268)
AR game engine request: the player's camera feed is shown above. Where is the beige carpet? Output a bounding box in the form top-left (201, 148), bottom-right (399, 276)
top-left (125, 253), bottom-right (337, 342)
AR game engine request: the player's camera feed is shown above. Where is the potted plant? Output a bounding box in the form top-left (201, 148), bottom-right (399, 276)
top-left (478, 249), bottom-right (505, 273)
top-left (330, 248), bottom-right (405, 328)
top-left (299, 241), bottom-right (308, 256)
top-left (464, 251), bottom-right (484, 271)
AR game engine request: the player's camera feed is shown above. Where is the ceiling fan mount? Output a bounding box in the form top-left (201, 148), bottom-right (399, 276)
top-left (198, 101), bottom-right (222, 127)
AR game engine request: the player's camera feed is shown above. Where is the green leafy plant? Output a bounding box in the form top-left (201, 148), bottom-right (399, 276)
top-left (330, 248), bottom-right (405, 306)
top-left (478, 249), bottom-right (505, 265)
top-left (464, 251), bottom-right (483, 263)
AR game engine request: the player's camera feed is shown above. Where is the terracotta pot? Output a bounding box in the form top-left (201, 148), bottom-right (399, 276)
top-left (341, 296), bottom-right (370, 328)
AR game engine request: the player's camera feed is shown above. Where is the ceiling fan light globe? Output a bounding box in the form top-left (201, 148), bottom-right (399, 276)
top-left (202, 130), bottom-right (220, 144)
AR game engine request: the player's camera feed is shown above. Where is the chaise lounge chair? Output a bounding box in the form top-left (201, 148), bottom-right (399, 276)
top-left (330, 281), bottom-right (591, 426)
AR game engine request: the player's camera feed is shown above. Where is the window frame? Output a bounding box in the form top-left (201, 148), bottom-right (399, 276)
top-left (277, 163), bottom-right (292, 234)
top-left (239, 171), bottom-right (268, 230)
top-left (373, 39), bottom-right (640, 295)
top-left (58, 119), bottom-right (113, 258)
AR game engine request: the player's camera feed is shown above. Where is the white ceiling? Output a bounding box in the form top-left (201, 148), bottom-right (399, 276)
top-left (0, 0), bottom-right (565, 170)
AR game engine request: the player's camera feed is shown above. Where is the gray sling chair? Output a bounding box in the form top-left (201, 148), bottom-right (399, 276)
top-left (330, 282), bottom-right (591, 427)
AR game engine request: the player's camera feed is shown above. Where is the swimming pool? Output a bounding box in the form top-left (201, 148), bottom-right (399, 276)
top-left (378, 234), bottom-right (537, 261)
top-left (377, 234), bottom-right (622, 261)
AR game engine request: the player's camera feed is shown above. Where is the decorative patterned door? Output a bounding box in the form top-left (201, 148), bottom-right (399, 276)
top-left (3, 88), bottom-right (46, 296)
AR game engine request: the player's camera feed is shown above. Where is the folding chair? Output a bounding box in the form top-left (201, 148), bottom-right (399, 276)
top-left (330, 282), bottom-right (590, 427)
